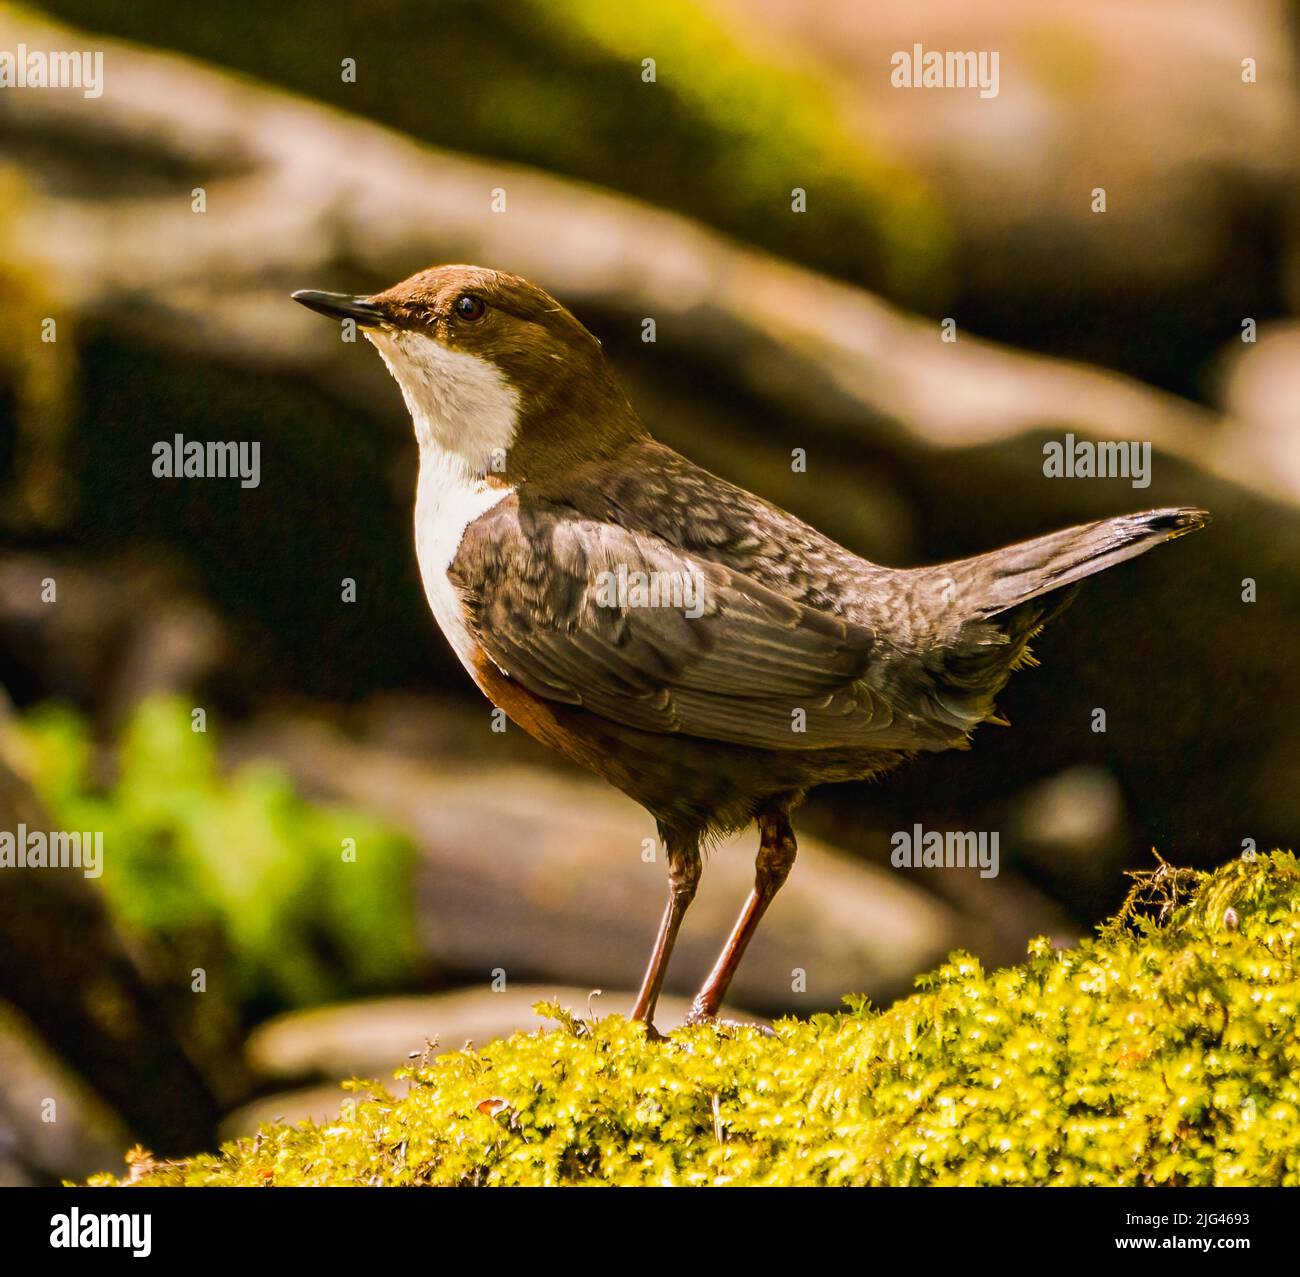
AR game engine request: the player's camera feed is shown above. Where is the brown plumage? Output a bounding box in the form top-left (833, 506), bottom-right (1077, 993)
top-left (293, 265), bottom-right (1209, 1034)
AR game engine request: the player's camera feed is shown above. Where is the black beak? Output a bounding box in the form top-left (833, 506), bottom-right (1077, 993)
top-left (291, 290), bottom-right (386, 326)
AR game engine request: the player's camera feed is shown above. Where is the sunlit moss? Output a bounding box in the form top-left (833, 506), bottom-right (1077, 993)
top-left (99, 851), bottom-right (1300, 1186)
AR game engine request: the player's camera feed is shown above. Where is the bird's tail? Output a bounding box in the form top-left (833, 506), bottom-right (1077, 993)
top-left (913, 507), bottom-right (1209, 736)
top-left (955, 506), bottom-right (1210, 619)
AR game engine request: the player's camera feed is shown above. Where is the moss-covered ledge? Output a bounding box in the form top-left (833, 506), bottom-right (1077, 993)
top-left (97, 851), bottom-right (1300, 1187)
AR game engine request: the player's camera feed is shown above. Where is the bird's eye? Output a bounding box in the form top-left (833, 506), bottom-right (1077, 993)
top-left (453, 293), bottom-right (487, 322)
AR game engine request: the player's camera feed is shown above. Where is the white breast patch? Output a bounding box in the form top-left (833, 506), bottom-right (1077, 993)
top-left (364, 326), bottom-right (521, 672)
top-left (413, 452), bottom-right (512, 671)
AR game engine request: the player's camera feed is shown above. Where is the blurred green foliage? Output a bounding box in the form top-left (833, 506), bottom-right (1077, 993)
top-left (20, 697), bottom-right (419, 1013)
top-left (105, 851), bottom-right (1300, 1186)
top-left (41, 0), bottom-right (950, 304)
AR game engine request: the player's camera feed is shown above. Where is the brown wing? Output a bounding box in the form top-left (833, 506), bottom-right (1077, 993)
top-left (449, 496), bottom-right (946, 751)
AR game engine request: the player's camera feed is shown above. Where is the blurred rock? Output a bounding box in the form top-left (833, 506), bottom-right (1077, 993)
top-left (719, 0), bottom-right (1300, 394)
top-left (1218, 323), bottom-right (1300, 499)
top-left (0, 553), bottom-right (224, 723)
top-left (233, 718), bottom-right (961, 1013)
top-left (1013, 765), bottom-right (1126, 855)
top-left (1003, 764), bottom-right (1129, 914)
top-left (0, 999), bottom-right (129, 1185)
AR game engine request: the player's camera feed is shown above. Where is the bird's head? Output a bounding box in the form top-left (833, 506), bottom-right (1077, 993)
top-left (293, 265), bottom-right (643, 485)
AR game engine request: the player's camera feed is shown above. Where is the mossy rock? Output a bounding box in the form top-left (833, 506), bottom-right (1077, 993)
top-left (98, 852), bottom-right (1300, 1186)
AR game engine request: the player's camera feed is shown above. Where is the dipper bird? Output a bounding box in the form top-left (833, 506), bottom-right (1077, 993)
top-left (293, 266), bottom-right (1207, 1035)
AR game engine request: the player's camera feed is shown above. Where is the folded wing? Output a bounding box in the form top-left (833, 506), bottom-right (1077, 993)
top-left (450, 497), bottom-right (958, 751)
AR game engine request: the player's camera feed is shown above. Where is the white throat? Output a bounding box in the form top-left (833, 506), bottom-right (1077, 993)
top-left (366, 327), bottom-right (518, 665)
top-left (366, 327), bottom-right (520, 474)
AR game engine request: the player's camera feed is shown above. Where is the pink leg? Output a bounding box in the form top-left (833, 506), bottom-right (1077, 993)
top-left (630, 836), bottom-right (700, 1034)
top-left (687, 808), bottom-right (797, 1023)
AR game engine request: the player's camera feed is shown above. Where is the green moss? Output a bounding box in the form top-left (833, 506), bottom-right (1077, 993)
top-left (100, 851), bottom-right (1300, 1186)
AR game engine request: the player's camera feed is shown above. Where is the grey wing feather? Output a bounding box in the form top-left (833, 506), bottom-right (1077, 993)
top-left (449, 499), bottom-right (923, 750)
